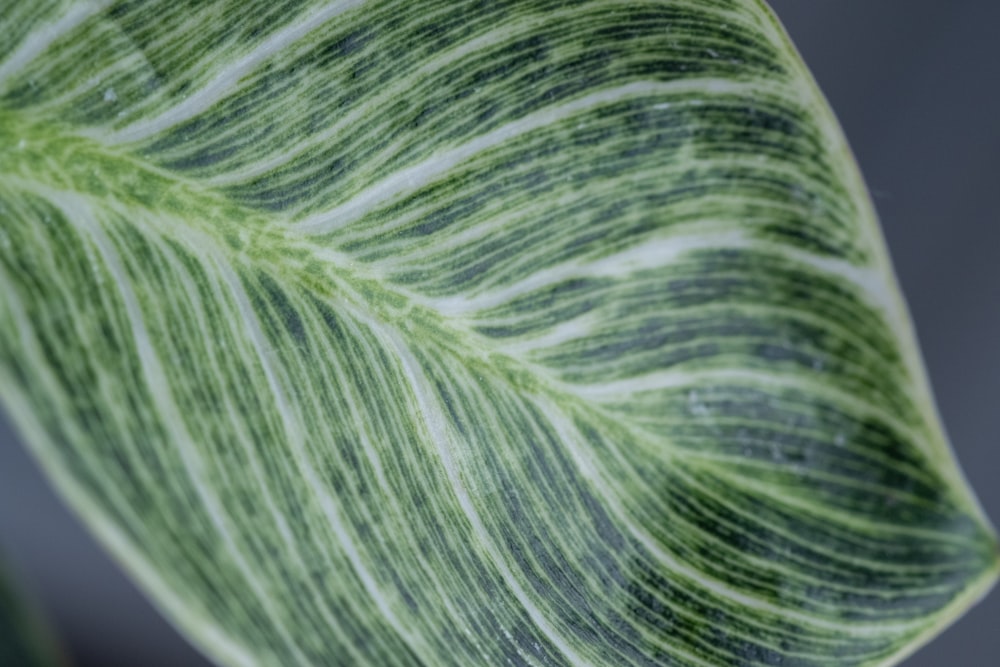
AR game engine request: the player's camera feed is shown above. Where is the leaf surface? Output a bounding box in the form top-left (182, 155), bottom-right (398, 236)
top-left (0, 1), bottom-right (996, 665)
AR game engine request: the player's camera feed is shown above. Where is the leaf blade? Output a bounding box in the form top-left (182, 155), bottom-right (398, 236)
top-left (1, 1), bottom-right (996, 665)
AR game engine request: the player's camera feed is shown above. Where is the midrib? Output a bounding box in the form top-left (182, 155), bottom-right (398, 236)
top-left (0, 109), bottom-right (955, 492)
top-left (2, 111), bottom-right (737, 605)
top-left (8, 110), bottom-right (962, 557)
top-left (0, 107), bottom-right (942, 477)
top-left (0, 107), bottom-right (646, 444)
top-left (5, 107), bottom-right (994, 651)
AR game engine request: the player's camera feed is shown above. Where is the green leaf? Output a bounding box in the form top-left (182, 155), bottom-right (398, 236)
top-left (1, 0), bottom-right (996, 665)
top-left (0, 560), bottom-right (62, 667)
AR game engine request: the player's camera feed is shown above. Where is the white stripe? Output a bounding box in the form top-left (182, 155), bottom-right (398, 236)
top-left (294, 78), bottom-right (765, 234)
top-left (386, 332), bottom-right (594, 666)
top-left (0, 0), bottom-right (114, 86)
top-left (179, 256), bottom-right (362, 661)
top-left (566, 366), bottom-right (924, 453)
top-left (218, 263), bottom-right (428, 656)
top-left (67, 197), bottom-right (312, 666)
top-left (778, 242), bottom-right (897, 329)
top-left (0, 384), bottom-right (258, 667)
top-left (105, 0), bottom-right (367, 144)
top-left (202, 2), bottom-right (610, 188)
top-left (430, 229), bottom-right (750, 316)
top-left (556, 410), bottom-right (925, 638)
top-left (0, 251), bottom-right (258, 667)
top-left (494, 316), bottom-right (598, 356)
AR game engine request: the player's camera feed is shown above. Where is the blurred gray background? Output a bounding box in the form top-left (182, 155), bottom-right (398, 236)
top-left (1, 3), bottom-right (997, 665)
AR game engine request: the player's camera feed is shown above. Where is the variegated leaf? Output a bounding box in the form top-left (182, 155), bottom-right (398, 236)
top-left (0, 1), bottom-right (996, 665)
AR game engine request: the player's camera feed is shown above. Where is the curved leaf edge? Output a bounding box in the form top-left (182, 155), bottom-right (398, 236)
top-left (757, 0), bottom-right (997, 538)
top-left (0, 1), bottom-right (995, 666)
top-left (877, 553), bottom-right (998, 667)
top-left (0, 401), bottom-right (255, 667)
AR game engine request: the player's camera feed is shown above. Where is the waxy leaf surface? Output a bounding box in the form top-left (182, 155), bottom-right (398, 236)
top-left (0, 1), bottom-right (996, 665)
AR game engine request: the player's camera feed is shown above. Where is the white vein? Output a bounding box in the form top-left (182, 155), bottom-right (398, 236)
top-left (778, 241), bottom-right (897, 332)
top-left (0, 370), bottom-right (258, 667)
top-left (493, 316), bottom-right (599, 356)
top-left (64, 195), bottom-right (312, 666)
top-left (430, 228), bottom-right (751, 316)
top-left (104, 0), bottom-right (366, 144)
top-left (218, 262), bottom-right (430, 658)
top-left (0, 225), bottom-right (256, 667)
top-left (0, 0), bottom-right (115, 87)
top-left (201, 1), bottom-right (624, 188)
top-left (562, 408), bottom-right (924, 637)
top-left (293, 78), bottom-right (765, 234)
top-left (172, 253), bottom-right (361, 662)
top-left (294, 302), bottom-right (482, 643)
top-left (386, 330), bottom-right (593, 667)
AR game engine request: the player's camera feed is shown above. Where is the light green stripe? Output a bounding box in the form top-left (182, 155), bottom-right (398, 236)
top-left (1, 1), bottom-right (996, 665)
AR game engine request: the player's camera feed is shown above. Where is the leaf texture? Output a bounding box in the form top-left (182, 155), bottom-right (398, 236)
top-left (0, 1), bottom-right (996, 665)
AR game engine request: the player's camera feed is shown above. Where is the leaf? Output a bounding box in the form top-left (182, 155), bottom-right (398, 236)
top-left (0, 0), bottom-right (996, 665)
top-left (0, 560), bottom-right (62, 667)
